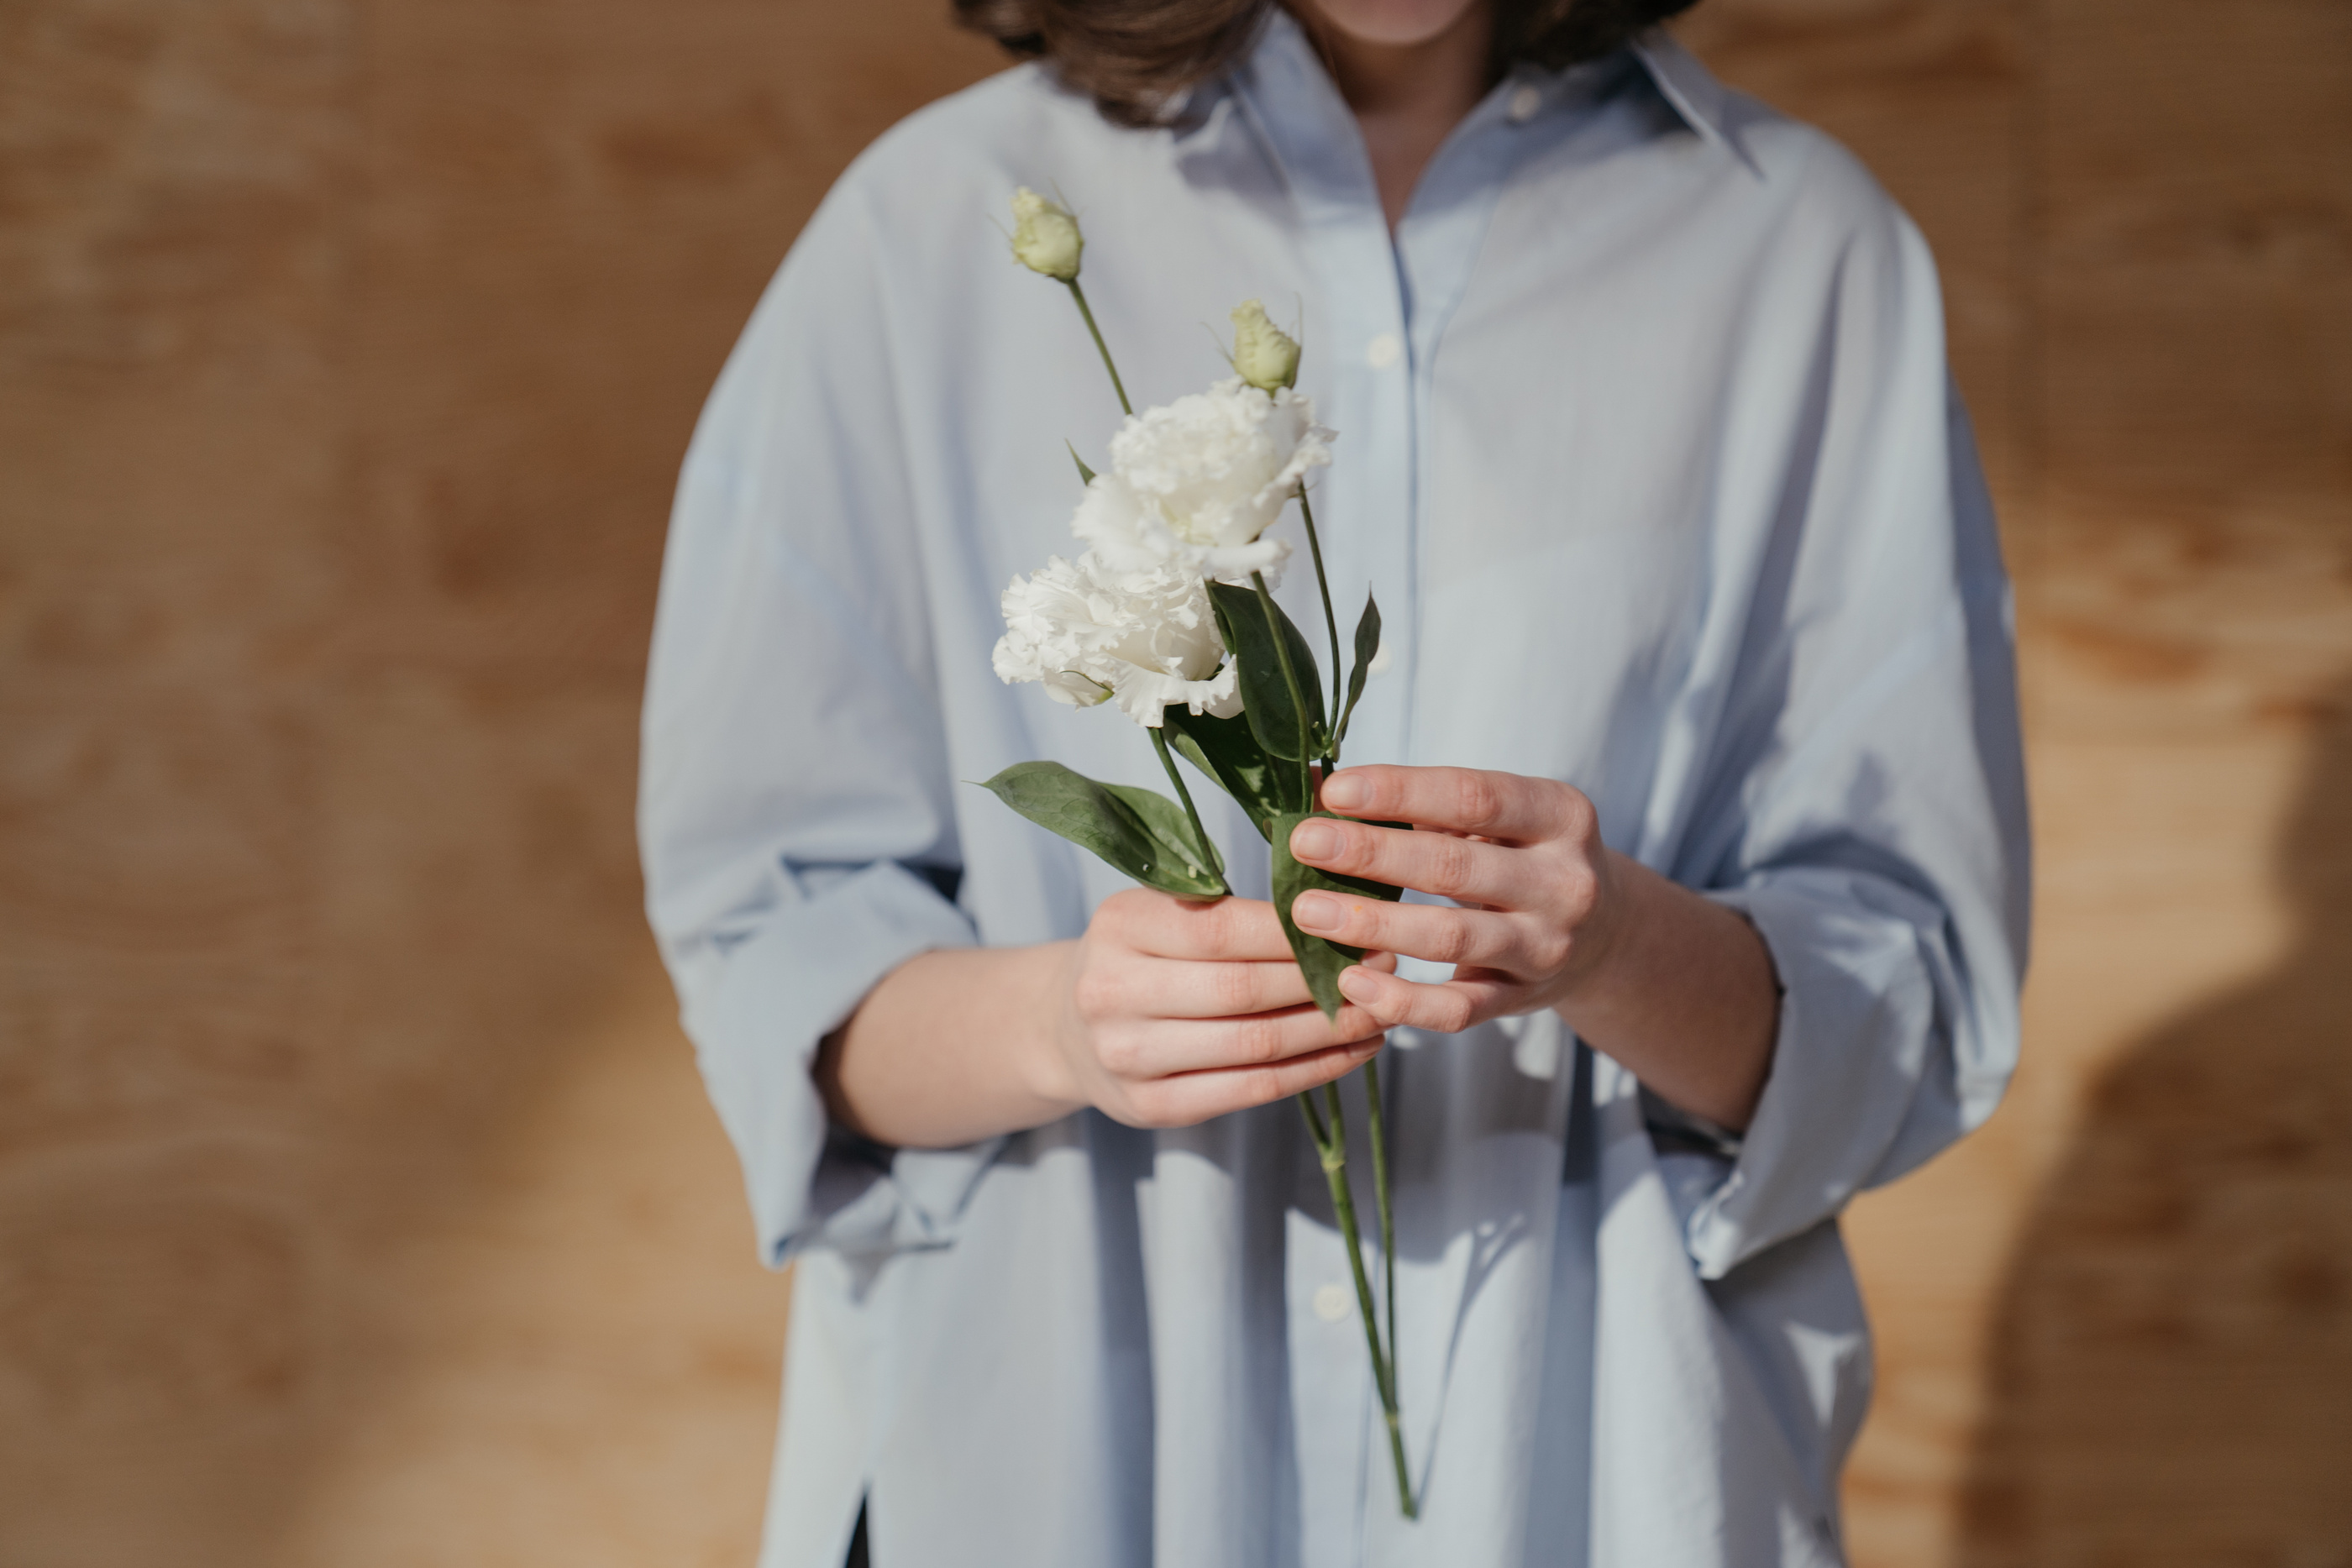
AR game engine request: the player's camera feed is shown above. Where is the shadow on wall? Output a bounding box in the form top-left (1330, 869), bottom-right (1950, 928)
top-left (1957, 674), bottom-right (2352, 1567)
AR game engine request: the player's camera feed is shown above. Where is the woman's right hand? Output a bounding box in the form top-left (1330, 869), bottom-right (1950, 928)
top-left (1037, 888), bottom-right (1394, 1130)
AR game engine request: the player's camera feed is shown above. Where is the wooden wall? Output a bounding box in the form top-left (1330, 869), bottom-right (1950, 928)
top-left (1, 2), bottom-right (2344, 1564)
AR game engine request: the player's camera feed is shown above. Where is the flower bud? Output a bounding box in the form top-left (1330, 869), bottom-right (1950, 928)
top-left (1230, 298), bottom-right (1300, 391)
top-left (1010, 187), bottom-right (1083, 281)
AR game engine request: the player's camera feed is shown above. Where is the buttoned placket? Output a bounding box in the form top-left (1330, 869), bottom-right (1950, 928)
top-left (1231, 20), bottom-right (1557, 1561)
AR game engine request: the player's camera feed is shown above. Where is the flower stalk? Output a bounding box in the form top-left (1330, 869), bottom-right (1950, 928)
top-left (1362, 1053), bottom-right (1399, 1413)
top-left (1298, 490), bottom-right (1344, 763)
top-left (1065, 279), bottom-right (1132, 418)
top-left (996, 197), bottom-right (1413, 1518)
top-left (1320, 1080), bottom-right (1416, 1518)
top-left (1150, 726), bottom-right (1226, 891)
top-left (1250, 569), bottom-right (1317, 812)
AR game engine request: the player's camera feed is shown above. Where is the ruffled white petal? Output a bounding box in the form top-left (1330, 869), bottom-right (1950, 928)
top-left (997, 377), bottom-right (1337, 729)
top-left (1074, 380), bottom-right (1330, 580)
top-left (992, 552), bottom-right (1241, 729)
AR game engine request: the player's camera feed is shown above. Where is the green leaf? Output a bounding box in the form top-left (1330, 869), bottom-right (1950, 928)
top-left (1163, 706), bottom-right (1300, 841)
top-left (1208, 581), bottom-right (1326, 763)
top-left (979, 762), bottom-right (1226, 898)
top-left (1101, 779), bottom-right (1224, 883)
top-left (1339, 590), bottom-right (1380, 747)
top-left (1269, 810), bottom-right (1404, 1019)
top-left (1066, 441), bottom-right (1096, 487)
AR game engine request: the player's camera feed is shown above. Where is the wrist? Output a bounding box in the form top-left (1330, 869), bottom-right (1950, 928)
top-left (1547, 855), bottom-right (1778, 1131)
top-left (1548, 847), bottom-right (1641, 1013)
top-left (1016, 939), bottom-right (1090, 1118)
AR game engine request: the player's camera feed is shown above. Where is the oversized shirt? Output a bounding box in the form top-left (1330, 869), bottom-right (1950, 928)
top-left (638, 16), bottom-right (2029, 1568)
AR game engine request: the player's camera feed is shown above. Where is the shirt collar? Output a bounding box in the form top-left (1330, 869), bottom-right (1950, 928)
top-left (1626, 29), bottom-right (1761, 177)
top-left (1202, 12), bottom-right (1761, 181)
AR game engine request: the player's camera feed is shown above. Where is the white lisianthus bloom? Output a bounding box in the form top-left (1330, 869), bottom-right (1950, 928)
top-left (1009, 187), bottom-right (1083, 281)
top-left (1074, 376), bottom-right (1332, 583)
top-left (992, 552), bottom-right (1244, 728)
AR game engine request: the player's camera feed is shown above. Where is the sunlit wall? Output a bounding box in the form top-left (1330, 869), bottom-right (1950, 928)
top-left (1, 2), bottom-right (2344, 1565)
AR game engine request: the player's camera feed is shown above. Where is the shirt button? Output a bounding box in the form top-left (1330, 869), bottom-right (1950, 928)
top-left (1507, 84), bottom-right (1543, 123)
top-left (1365, 332), bottom-right (1402, 370)
top-left (1312, 1282), bottom-right (1352, 1322)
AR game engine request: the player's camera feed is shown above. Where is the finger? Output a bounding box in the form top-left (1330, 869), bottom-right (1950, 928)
top-left (1128, 955), bottom-right (1315, 1020)
top-left (1109, 891), bottom-right (1294, 962)
top-left (1126, 947), bottom-right (1396, 1021)
top-left (1288, 815), bottom-right (1541, 909)
top-left (1120, 1035), bottom-right (1387, 1130)
top-left (1288, 892), bottom-right (1528, 971)
top-left (1334, 963), bottom-right (1515, 1036)
top-left (1099, 999), bottom-right (1389, 1078)
top-left (1320, 765), bottom-right (1582, 846)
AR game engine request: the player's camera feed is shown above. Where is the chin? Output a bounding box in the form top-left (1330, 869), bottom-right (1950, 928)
top-left (1303, 0), bottom-right (1488, 49)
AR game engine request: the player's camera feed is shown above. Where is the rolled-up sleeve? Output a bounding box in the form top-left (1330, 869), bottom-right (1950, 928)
top-left (1672, 199), bottom-right (2031, 1280)
top-left (638, 174), bottom-right (980, 1267)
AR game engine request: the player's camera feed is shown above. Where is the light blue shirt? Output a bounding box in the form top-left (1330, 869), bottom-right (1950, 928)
top-left (639, 18), bottom-right (2029, 1567)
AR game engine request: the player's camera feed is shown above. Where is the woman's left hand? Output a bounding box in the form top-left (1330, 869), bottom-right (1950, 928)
top-left (1286, 764), bottom-right (1627, 1036)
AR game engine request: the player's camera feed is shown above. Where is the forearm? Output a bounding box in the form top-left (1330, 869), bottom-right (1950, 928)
top-left (1556, 850), bottom-right (1780, 1130)
top-left (816, 942), bottom-right (1081, 1150)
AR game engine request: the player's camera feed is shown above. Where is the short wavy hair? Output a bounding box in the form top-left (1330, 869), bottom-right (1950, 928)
top-left (954, 0), bottom-right (1703, 127)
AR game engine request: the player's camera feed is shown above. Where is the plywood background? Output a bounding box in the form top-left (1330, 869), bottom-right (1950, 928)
top-left (1, 2), bottom-right (2344, 1565)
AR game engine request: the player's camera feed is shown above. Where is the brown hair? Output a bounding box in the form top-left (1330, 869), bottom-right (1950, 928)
top-left (953, 0), bottom-right (1704, 127)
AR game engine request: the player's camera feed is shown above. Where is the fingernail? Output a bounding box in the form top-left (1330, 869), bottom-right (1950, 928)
top-left (1336, 965), bottom-right (1373, 1001)
top-left (1291, 820), bottom-right (1339, 859)
top-left (1293, 891), bottom-right (1341, 931)
top-left (1322, 774), bottom-right (1365, 810)
top-left (1351, 1034), bottom-right (1385, 1057)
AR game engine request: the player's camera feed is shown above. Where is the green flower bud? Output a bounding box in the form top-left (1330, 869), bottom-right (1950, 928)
top-left (1230, 298), bottom-right (1301, 391)
top-left (1010, 187), bottom-right (1083, 281)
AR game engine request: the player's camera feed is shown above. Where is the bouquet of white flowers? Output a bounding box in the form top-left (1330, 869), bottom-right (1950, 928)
top-left (984, 190), bottom-right (1416, 1518)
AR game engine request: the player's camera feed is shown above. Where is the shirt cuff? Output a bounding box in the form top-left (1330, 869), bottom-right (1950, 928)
top-left (680, 858), bottom-right (982, 1266)
top-left (1677, 873), bottom-right (1946, 1278)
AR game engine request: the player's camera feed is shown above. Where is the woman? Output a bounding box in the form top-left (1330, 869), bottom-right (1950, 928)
top-left (638, 0), bottom-right (2029, 1561)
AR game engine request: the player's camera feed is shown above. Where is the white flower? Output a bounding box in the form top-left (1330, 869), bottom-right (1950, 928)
top-left (992, 552), bottom-right (1244, 728)
top-left (1009, 187), bottom-right (1083, 281)
top-left (1074, 377), bottom-right (1332, 583)
top-left (1230, 298), bottom-right (1300, 391)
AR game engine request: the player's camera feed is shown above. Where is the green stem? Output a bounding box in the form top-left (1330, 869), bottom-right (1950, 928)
top-left (1319, 1079), bottom-right (1415, 1519)
top-left (1150, 726), bottom-right (1226, 890)
top-left (1249, 571), bottom-right (1315, 813)
top-left (1296, 1088), bottom-right (1331, 1152)
top-left (1297, 490), bottom-right (1343, 765)
top-left (1064, 279), bottom-right (1131, 417)
top-left (1363, 1051), bottom-right (1398, 1404)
